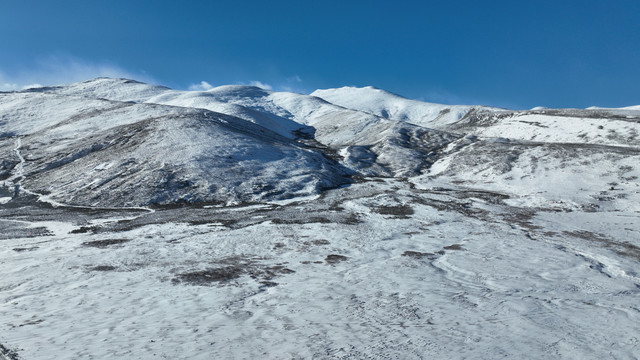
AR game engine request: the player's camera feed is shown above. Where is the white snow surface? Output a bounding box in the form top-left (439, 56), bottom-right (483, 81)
top-left (1, 78), bottom-right (640, 359)
top-left (450, 108), bottom-right (640, 148)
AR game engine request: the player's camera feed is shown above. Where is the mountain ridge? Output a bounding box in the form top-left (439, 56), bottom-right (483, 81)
top-left (1, 78), bottom-right (639, 210)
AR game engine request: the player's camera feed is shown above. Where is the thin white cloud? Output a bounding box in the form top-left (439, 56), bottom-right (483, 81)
top-left (185, 74), bottom-right (306, 94)
top-left (21, 83), bottom-right (44, 90)
top-left (0, 54), bottom-right (155, 91)
top-left (247, 81), bottom-right (273, 90)
top-left (188, 81), bottom-right (214, 91)
top-left (244, 75), bottom-right (306, 93)
top-left (0, 81), bottom-right (19, 91)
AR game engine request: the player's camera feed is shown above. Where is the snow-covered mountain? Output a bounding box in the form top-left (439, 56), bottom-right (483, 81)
top-left (2, 78), bottom-right (638, 210)
top-left (1, 78), bottom-right (639, 359)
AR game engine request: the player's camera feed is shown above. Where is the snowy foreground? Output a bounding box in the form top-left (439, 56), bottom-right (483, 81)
top-left (1, 79), bottom-right (639, 359)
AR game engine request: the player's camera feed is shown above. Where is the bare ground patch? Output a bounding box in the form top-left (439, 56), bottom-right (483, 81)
top-left (171, 256), bottom-right (295, 286)
top-left (325, 254), bottom-right (349, 265)
top-left (0, 343), bottom-right (19, 360)
top-left (401, 251), bottom-right (438, 259)
top-left (374, 204), bottom-right (414, 218)
top-left (89, 265), bottom-right (118, 272)
top-left (81, 238), bottom-right (131, 248)
top-left (12, 246), bottom-right (39, 252)
top-left (305, 239), bottom-right (330, 246)
top-left (564, 230), bottom-right (640, 260)
top-left (70, 225), bottom-right (101, 234)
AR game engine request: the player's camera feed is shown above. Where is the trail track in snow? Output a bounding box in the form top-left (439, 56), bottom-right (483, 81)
top-left (6, 137), bottom-right (155, 229)
top-left (10, 138), bottom-right (143, 221)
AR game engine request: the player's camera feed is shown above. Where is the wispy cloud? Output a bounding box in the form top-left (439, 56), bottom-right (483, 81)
top-left (186, 80), bottom-right (281, 92)
top-left (203, 75), bottom-right (305, 93)
top-left (0, 75), bottom-right (39, 92)
top-left (188, 81), bottom-right (214, 91)
top-left (247, 81), bottom-right (273, 90)
top-left (0, 54), bottom-right (155, 91)
top-left (246, 75), bottom-right (307, 93)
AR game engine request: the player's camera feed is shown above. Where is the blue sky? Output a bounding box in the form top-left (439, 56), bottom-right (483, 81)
top-left (1, 0), bottom-right (638, 109)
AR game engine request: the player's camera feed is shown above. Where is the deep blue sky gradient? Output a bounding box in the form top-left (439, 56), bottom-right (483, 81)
top-left (1, 0), bottom-right (638, 109)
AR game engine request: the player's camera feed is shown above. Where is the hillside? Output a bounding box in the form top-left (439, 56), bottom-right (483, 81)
top-left (0, 85), bottom-right (352, 207)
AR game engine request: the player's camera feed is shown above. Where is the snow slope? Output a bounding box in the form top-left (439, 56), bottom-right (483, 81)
top-left (450, 108), bottom-right (640, 147)
top-left (420, 137), bottom-right (640, 212)
top-left (41, 79), bottom-right (463, 177)
top-left (0, 90), bottom-right (351, 207)
top-left (50, 77), bottom-right (169, 102)
top-left (311, 86), bottom-right (497, 129)
top-left (1, 178), bottom-right (638, 359)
